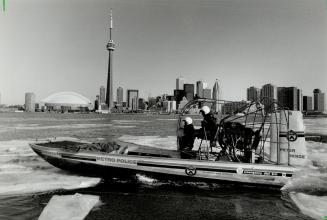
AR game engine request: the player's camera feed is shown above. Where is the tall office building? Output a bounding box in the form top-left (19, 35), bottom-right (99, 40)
top-left (313, 89), bottom-right (325, 112)
top-left (303, 96), bottom-right (313, 112)
top-left (25, 92), bottom-right (35, 112)
top-left (94, 95), bottom-right (100, 111)
top-left (277, 87), bottom-right (299, 110)
top-left (297, 89), bottom-right (303, 112)
top-left (203, 88), bottom-right (211, 99)
top-left (176, 77), bottom-right (185, 90)
top-left (117, 87), bottom-right (123, 105)
top-left (261, 84), bottom-right (277, 113)
top-left (173, 89), bottom-right (185, 103)
top-left (99, 86), bottom-right (106, 104)
top-left (247, 86), bottom-right (260, 101)
top-left (183, 84), bottom-right (194, 101)
top-left (196, 81), bottom-right (207, 98)
top-left (127, 89), bottom-right (139, 110)
top-left (212, 79), bottom-right (222, 113)
top-left (105, 9), bottom-right (115, 108)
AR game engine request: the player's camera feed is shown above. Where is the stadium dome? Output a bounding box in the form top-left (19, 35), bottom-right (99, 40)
top-left (42, 91), bottom-right (91, 108)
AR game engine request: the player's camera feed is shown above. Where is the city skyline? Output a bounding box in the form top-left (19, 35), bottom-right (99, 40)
top-left (0, 0), bottom-right (326, 105)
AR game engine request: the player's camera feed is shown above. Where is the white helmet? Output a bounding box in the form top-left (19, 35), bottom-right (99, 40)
top-left (200, 106), bottom-right (210, 115)
top-left (183, 117), bottom-right (193, 125)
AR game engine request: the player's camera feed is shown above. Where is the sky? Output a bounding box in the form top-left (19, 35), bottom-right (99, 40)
top-left (0, 0), bottom-right (326, 105)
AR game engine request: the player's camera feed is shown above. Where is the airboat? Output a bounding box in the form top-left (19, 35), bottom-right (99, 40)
top-left (29, 98), bottom-right (307, 187)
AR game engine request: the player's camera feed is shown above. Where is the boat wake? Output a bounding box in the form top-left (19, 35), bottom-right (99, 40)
top-left (281, 141), bottom-right (327, 219)
top-left (0, 139), bottom-right (101, 196)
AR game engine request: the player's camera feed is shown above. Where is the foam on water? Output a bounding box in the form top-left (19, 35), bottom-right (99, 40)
top-left (0, 139), bottom-right (101, 195)
top-left (38, 193), bottom-right (100, 220)
top-left (290, 193), bottom-right (327, 220)
top-left (281, 141), bottom-right (327, 219)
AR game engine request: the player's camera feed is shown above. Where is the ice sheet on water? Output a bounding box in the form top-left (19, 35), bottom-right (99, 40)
top-left (0, 139), bottom-right (101, 195)
top-left (118, 135), bottom-right (177, 150)
top-left (112, 120), bottom-right (149, 124)
top-left (38, 193), bottom-right (100, 220)
top-left (13, 123), bottom-right (113, 130)
top-left (304, 118), bottom-right (327, 135)
top-left (290, 193), bottom-right (327, 220)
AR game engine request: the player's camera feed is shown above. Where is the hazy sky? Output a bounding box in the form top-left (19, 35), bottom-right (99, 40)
top-left (0, 0), bottom-right (326, 105)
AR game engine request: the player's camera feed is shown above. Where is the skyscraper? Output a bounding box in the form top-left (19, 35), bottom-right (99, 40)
top-left (313, 89), bottom-right (325, 112)
top-left (303, 96), bottom-right (313, 112)
top-left (212, 79), bottom-right (221, 113)
top-left (99, 86), bottom-right (106, 104)
top-left (261, 84), bottom-right (277, 113)
top-left (247, 86), bottom-right (260, 101)
top-left (117, 87), bottom-right (123, 105)
top-left (183, 84), bottom-right (194, 101)
top-left (203, 88), bottom-right (211, 99)
top-left (297, 89), bottom-right (303, 112)
top-left (25, 92), bottom-right (35, 112)
top-left (176, 76), bottom-right (185, 90)
top-left (127, 89), bottom-right (139, 111)
top-left (277, 87), bottom-right (298, 110)
top-left (196, 81), bottom-right (206, 98)
top-left (105, 9), bottom-right (115, 108)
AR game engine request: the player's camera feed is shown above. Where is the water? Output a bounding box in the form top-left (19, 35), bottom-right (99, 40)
top-left (0, 112), bottom-right (326, 220)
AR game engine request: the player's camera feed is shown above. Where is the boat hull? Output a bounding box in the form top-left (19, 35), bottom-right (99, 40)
top-left (30, 141), bottom-right (298, 187)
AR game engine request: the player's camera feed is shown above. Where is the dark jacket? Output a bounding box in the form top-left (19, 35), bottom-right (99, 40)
top-left (180, 124), bottom-right (195, 151)
top-left (199, 113), bottom-right (217, 140)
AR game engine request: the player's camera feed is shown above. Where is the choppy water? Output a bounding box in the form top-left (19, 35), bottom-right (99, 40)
top-left (0, 112), bottom-right (326, 220)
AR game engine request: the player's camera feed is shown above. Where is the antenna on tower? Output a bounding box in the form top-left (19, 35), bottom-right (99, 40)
top-left (110, 8), bottom-right (113, 29)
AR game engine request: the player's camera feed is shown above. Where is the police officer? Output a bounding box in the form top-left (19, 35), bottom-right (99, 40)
top-left (198, 106), bottom-right (217, 141)
top-left (180, 117), bottom-right (195, 158)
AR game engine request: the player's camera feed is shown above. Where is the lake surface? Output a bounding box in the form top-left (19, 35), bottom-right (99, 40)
top-left (0, 112), bottom-right (326, 220)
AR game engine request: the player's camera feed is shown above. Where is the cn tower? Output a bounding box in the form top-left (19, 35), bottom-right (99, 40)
top-left (105, 9), bottom-right (115, 108)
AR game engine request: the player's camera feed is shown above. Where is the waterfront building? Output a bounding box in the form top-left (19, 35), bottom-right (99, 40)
top-left (313, 89), bottom-right (325, 113)
top-left (163, 101), bottom-right (177, 113)
top-left (297, 89), bottom-right (303, 112)
top-left (277, 87), bottom-right (299, 110)
top-left (174, 89), bottom-right (185, 103)
top-left (117, 87), bottom-right (123, 105)
top-left (196, 81), bottom-right (207, 98)
top-left (42, 91), bottom-right (91, 112)
top-left (303, 96), bottom-right (313, 112)
top-left (25, 92), bottom-right (36, 112)
top-left (148, 97), bottom-right (157, 109)
top-left (94, 95), bottom-right (100, 111)
top-left (247, 86), bottom-right (260, 101)
top-left (203, 88), bottom-right (211, 99)
top-left (212, 79), bottom-right (222, 113)
top-left (127, 89), bottom-right (139, 111)
top-left (260, 84), bottom-right (277, 113)
top-left (178, 97), bottom-right (188, 110)
top-left (222, 101), bottom-right (247, 115)
top-left (138, 98), bottom-right (146, 110)
top-left (99, 86), bottom-right (106, 104)
top-left (176, 76), bottom-right (185, 90)
top-left (105, 10), bottom-right (115, 108)
top-left (184, 84), bottom-right (194, 101)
